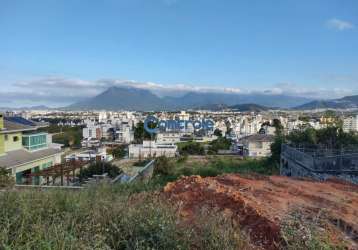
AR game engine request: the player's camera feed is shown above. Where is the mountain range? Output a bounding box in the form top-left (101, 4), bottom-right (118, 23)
top-left (2, 87), bottom-right (357, 111)
top-left (0, 105), bottom-right (51, 111)
top-left (294, 95), bottom-right (358, 110)
top-left (68, 86), bottom-right (312, 111)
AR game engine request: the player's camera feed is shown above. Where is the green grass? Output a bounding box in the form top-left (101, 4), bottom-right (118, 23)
top-left (153, 156), bottom-right (279, 185)
top-left (0, 184), bottom-right (244, 250)
top-left (0, 157), bottom-right (344, 249)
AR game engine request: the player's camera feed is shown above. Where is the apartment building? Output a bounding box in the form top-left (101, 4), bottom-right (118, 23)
top-left (0, 114), bottom-right (62, 184)
top-left (128, 141), bottom-right (177, 159)
top-left (343, 115), bottom-right (358, 133)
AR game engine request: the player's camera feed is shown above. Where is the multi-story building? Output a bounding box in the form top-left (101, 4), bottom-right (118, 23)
top-left (128, 141), bottom-right (177, 159)
top-left (156, 132), bottom-right (182, 144)
top-left (0, 115), bottom-right (62, 184)
top-left (115, 125), bottom-right (134, 144)
top-left (343, 115), bottom-right (358, 133)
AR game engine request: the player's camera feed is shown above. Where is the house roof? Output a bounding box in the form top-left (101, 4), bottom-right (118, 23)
top-left (0, 117), bottom-right (37, 134)
top-left (0, 148), bottom-right (62, 169)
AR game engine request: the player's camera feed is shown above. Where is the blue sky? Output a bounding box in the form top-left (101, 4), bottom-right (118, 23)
top-left (0, 0), bottom-right (357, 106)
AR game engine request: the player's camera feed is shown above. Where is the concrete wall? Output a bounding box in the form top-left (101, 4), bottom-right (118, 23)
top-left (247, 141), bottom-right (272, 157)
top-left (4, 132), bottom-right (23, 152)
top-left (129, 160), bottom-right (155, 182)
top-left (0, 135), bottom-right (4, 156)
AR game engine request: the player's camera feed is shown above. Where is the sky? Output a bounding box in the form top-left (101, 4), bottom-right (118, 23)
top-left (0, 0), bottom-right (358, 107)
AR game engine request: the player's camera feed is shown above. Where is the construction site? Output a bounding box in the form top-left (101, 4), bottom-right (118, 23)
top-left (281, 144), bottom-right (358, 184)
top-left (164, 174), bottom-right (358, 249)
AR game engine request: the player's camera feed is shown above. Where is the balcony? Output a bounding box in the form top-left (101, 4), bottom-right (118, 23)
top-left (22, 133), bottom-right (48, 151)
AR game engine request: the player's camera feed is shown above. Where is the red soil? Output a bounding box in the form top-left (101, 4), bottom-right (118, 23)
top-left (164, 174), bottom-right (358, 249)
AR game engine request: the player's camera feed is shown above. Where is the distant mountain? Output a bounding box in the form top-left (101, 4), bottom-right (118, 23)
top-left (194, 103), bottom-right (229, 111)
top-left (0, 105), bottom-right (51, 111)
top-left (229, 103), bottom-right (270, 112)
top-left (164, 91), bottom-right (311, 109)
top-left (68, 86), bottom-right (165, 111)
top-left (294, 95), bottom-right (358, 110)
top-left (68, 86), bottom-right (313, 111)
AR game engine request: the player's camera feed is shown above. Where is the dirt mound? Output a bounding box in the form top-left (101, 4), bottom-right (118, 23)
top-left (164, 174), bottom-right (358, 249)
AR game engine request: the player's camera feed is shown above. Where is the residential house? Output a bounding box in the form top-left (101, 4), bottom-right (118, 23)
top-left (238, 134), bottom-right (275, 157)
top-left (0, 115), bottom-right (62, 184)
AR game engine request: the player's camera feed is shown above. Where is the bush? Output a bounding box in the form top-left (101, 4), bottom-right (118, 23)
top-left (0, 168), bottom-right (14, 188)
top-left (154, 156), bottom-right (174, 176)
top-left (79, 162), bottom-right (122, 179)
top-left (178, 141), bottom-right (205, 155)
top-left (195, 166), bottom-right (221, 177)
top-left (208, 137), bottom-right (232, 154)
top-left (108, 145), bottom-right (127, 159)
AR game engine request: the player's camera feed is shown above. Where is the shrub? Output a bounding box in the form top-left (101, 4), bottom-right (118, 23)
top-left (178, 141), bottom-right (205, 155)
top-left (0, 168), bottom-right (14, 188)
top-left (79, 162), bottom-right (122, 179)
top-left (153, 156), bottom-right (174, 176)
top-left (209, 137), bottom-right (232, 154)
top-left (108, 145), bottom-right (127, 159)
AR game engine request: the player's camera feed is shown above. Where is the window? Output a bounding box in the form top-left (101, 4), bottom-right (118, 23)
top-left (22, 133), bottom-right (47, 151)
top-left (13, 136), bottom-right (19, 142)
top-left (4, 135), bottom-right (8, 141)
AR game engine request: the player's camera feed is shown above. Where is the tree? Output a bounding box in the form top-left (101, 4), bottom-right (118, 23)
top-left (0, 168), bottom-right (14, 188)
top-left (208, 137), bottom-right (232, 154)
top-left (178, 141), bottom-right (205, 155)
top-left (79, 162), bottom-right (122, 179)
top-left (272, 119), bottom-right (284, 136)
top-left (134, 122), bottom-right (154, 143)
top-left (109, 145), bottom-right (127, 159)
top-left (270, 135), bottom-right (285, 164)
top-left (285, 126), bottom-right (358, 149)
top-left (213, 129), bottom-right (223, 137)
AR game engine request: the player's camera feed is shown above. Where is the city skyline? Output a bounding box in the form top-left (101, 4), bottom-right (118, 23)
top-left (1, 0), bottom-right (358, 106)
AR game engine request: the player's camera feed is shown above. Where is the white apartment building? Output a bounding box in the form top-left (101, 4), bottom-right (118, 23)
top-left (343, 115), bottom-right (358, 132)
top-left (178, 111), bottom-right (190, 121)
top-left (115, 125), bottom-right (134, 144)
top-left (83, 119), bottom-right (101, 139)
top-left (128, 141), bottom-right (177, 159)
top-left (82, 119), bottom-right (114, 141)
top-left (156, 132), bottom-right (182, 144)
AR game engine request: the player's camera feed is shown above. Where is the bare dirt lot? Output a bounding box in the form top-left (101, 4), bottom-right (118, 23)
top-left (164, 174), bottom-right (358, 249)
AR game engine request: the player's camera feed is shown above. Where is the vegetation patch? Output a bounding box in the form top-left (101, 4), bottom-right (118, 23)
top-left (152, 155), bottom-right (279, 187)
top-left (0, 185), bottom-right (244, 250)
top-left (79, 162), bottom-right (122, 179)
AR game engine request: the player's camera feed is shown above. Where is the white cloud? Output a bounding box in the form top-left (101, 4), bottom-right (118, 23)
top-left (1, 76), bottom-right (243, 106)
top-left (1, 76), bottom-right (357, 107)
top-left (327, 18), bottom-right (354, 31)
top-left (267, 82), bottom-right (354, 99)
